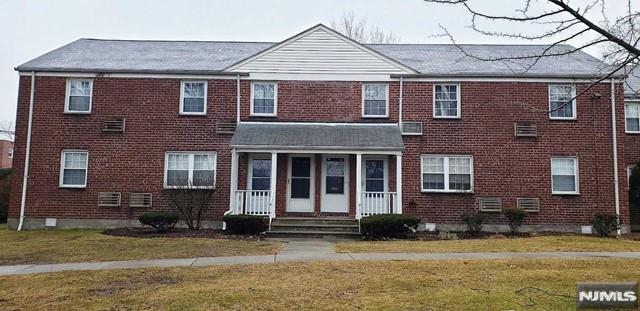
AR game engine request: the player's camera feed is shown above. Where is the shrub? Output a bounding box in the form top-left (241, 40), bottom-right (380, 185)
top-left (591, 213), bottom-right (621, 237)
top-left (462, 211), bottom-right (485, 236)
top-left (360, 214), bottom-right (420, 238)
top-left (223, 215), bottom-right (268, 235)
top-left (138, 211), bottom-right (179, 233)
top-left (502, 208), bottom-right (527, 234)
top-left (164, 176), bottom-right (216, 230)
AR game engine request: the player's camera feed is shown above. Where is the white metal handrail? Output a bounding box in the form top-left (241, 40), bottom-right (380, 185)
top-left (235, 190), bottom-right (272, 216)
top-left (360, 192), bottom-right (397, 217)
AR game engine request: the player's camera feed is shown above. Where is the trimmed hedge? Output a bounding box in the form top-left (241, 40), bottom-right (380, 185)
top-left (360, 214), bottom-right (420, 238)
top-left (223, 215), bottom-right (268, 235)
top-left (138, 211), bottom-right (179, 233)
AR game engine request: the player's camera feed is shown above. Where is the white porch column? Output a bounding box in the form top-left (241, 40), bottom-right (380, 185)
top-left (356, 153), bottom-right (362, 219)
top-left (270, 152), bottom-right (278, 218)
top-left (396, 155), bottom-right (402, 214)
top-left (229, 149), bottom-right (239, 214)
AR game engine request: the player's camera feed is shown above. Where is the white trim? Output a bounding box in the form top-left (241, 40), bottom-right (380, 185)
top-left (625, 102), bottom-right (640, 134)
top-left (235, 148), bottom-right (402, 155)
top-left (395, 155), bottom-right (402, 214)
top-left (241, 121), bottom-right (398, 126)
top-left (163, 151), bottom-right (217, 189)
top-left (362, 83), bottom-right (389, 118)
top-left (179, 80), bottom-right (207, 115)
top-left (355, 154), bottom-right (363, 219)
top-left (247, 153), bottom-right (272, 191)
top-left (433, 83), bottom-right (461, 119)
top-left (226, 24), bottom-right (417, 74)
top-left (250, 81), bottom-right (278, 117)
top-left (64, 78), bottom-right (93, 114)
top-left (548, 84), bottom-right (577, 120)
top-left (420, 155), bottom-right (474, 193)
top-left (550, 156), bottom-right (580, 195)
top-left (19, 71), bottom-right (619, 84)
top-left (286, 154), bottom-right (315, 213)
top-left (59, 150), bottom-right (89, 188)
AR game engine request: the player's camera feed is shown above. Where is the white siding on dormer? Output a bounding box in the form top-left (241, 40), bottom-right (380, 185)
top-left (232, 28), bottom-right (409, 75)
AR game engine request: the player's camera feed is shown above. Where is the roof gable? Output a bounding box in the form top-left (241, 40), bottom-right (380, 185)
top-left (226, 24), bottom-right (416, 75)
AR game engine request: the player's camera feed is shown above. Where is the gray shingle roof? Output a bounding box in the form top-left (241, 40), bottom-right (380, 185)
top-left (17, 37), bottom-right (617, 77)
top-left (230, 123), bottom-right (404, 151)
top-left (16, 39), bottom-right (274, 74)
top-left (368, 44), bottom-right (613, 78)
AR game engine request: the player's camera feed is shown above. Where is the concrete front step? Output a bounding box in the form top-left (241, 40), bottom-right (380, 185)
top-left (271, 223), bottom-right (358, 233)
top-left (266, 230), bottom-right (361, 239)
top-left (268, 217), bottom-right (361, 238)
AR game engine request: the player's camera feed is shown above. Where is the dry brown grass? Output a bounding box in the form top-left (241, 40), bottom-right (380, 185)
top-left (1, 258), bottom-right (639, 310)
top-left (336, 235), bottom-right (640, 253)
top-left (0, 224), bottom-right (282, 265)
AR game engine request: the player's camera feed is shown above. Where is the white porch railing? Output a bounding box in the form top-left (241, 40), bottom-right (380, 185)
top-left (234, 190), bottom-right (272, 216)
top-left (360, 192), bottom-right (398, 217)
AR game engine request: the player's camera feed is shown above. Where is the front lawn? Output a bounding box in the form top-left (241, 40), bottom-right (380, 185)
top-left (1, 258), bottom-right (639, 310)
top-left (0, 224), bottom-right (282, 265)
top-left (336, 235), bottom-right (640, 253)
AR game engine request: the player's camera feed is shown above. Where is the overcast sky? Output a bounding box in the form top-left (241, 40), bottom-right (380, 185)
top-left (0, 0), bottom-right (624, 126)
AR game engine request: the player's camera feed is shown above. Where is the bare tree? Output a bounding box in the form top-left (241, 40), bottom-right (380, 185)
top-left (0, 120), bottom-right (14, 141)
top-left (163, 175), bottom-right (216, 230)
top-left (331, 11), bottom-right (401, 44)
top-left (425, 0), bottom-right (640, 112)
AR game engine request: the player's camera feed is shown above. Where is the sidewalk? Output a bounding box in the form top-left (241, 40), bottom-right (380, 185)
top-left (2, 238), bottom-right (640, 276)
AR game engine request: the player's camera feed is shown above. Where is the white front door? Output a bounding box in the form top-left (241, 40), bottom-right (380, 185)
top-left (286, 155), bottom-right (315, 212)
top-left (321, 155), bottom-right (349, 213)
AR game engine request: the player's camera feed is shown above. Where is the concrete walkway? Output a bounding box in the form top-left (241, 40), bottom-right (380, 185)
top-left (2, 238), bottom-right (640, 276)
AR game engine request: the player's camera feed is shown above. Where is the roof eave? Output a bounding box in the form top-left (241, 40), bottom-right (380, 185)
top-left (14, 67), bottom-right (250, 76)
top-left (391, 73), bottom-right (626, 79)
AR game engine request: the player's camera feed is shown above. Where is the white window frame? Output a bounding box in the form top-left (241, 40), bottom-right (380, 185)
top-left (164, 151), bottom-right (217, 189)
top-left (433, 83), bottom-right (461, 119)
top-left (548, 84), bottom-right (577, 120)
top-left (362, 83), bottom-right (389, 118)
top-left (421, 155), bottom-right (474, 193)
top-left (179, 80), bottom-right (208, 115)
top-left (551, 157), bottom-right (579, 195)
top-left (64, 78), bottom-right (93, 114)
top-left (59, 150), bottom-right (89, 188)
top-left (250, 82), bottom-right (278, 117)
top-left (625, 101), bottom-right (640, 134)
top-left (7, 148), bottom-right (13, 159)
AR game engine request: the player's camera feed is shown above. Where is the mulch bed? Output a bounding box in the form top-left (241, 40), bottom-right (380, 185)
top-left (102, 228), bottom-right (264, 241)
top-left (367, 231), bottom-right (573, 241)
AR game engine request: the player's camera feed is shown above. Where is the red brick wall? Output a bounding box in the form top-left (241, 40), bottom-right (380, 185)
top-left (8, 76), bottom-right (630, 228)
top-left (401, 81), bottom-right (629, 226)
top-left (0, 140), bottom-right (13, 169)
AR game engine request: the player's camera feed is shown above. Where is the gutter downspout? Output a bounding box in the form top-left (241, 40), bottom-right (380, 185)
top-left (611, 78), bottom-right (621, 236)
top-left (399, 76), bottom-right (403, 127)
top-left (236, 74), bottom-right (241, 124)
top-left (18, 71), bottom-right (35, 231)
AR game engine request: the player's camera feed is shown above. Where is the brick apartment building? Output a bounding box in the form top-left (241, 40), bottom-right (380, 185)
top-left (0, 139), bottom-right (13, 169)
top-left (7, 24), bottom-right (640, 233)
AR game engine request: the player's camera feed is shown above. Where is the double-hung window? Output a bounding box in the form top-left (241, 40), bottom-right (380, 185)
top-left (549, 85), bottom-right (576, 119)
top-left (65, 79), bottom-right (93, 113)
top-left (421, 155), bottom-right (473, 192)
top-left (551, 157), bottom-right (579, 194)
top-left (60, 150), bottom-right (88, 188)
top-left (251, 82), bottom-right (277, 116)
top-left (180, 81), bottom-right (207, 115)
top-left (7, 148), bottom-right (13, 159)
top-left (165, 152), bottom-right (216, 188)
top-left (363, 83), bottom-right (388, 117)
top-left (625, 102), bottom-right (640, 133)
top-left (433, 84), bottom-right (460, 118)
